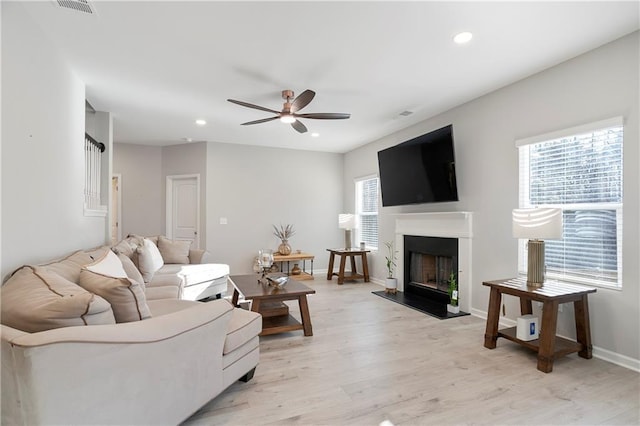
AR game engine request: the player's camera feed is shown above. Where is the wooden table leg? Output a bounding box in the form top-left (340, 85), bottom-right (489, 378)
top-left (520, 298), bottom-right (533, 315)
top-left (231, 289), bottom-right (240, 307)
top-left (349, 254), bottom-right (357, 277)
top-left (484, 287), bottom-right (502, 349)
top-left (326, 252), bottom-right (335, 280)
top-left (337, 254), bottom-right (347, 285)
top-left (537, 300), bottom-right (559, 373)
top-left (298, 295), bottom-right (313, 336)
top-left (361, 252), bottom-right (370, 282)
top-left (574, 295), bottom-right (593, 359)
top-left (250, 298), bottom-right (261, 313)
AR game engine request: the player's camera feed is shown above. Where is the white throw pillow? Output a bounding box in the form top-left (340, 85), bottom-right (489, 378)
top-left (137, 238), bottom-right (164, 282)
top-left (85, 250), bottom-right (128, 278)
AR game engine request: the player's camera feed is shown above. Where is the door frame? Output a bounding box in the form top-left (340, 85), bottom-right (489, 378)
top-left (166, 174), bottom-right (201, 248)
top-left (111, 174), bottom-right (122, 243)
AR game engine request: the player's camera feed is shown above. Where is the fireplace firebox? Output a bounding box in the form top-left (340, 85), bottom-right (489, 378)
top-left (404, 235), bottom-right (458, 317)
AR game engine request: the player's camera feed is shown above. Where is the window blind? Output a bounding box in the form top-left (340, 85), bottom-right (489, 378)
top-left (517, 120), bottom-right (623, 287)
top-left (356, 177), bottom-right (379, 249)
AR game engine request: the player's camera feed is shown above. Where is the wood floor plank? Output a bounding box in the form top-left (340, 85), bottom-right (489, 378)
top-left (182, 279), bottom-right (639, 425)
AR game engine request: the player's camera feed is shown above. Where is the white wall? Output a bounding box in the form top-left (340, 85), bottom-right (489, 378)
top-left (206, 142), bottom-right (343, 275)
top-left (344, 32), bottom-right (639, 365)
top-left (112, 143), bottom-right (163, 237)
top-left (1, 2), bottom-right (107, 279)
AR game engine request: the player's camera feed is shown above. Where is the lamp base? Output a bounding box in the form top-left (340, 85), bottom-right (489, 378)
top-left (344, 229), bottom-right (352, 250)
top-left (527, 239), bottom-right (545, 287)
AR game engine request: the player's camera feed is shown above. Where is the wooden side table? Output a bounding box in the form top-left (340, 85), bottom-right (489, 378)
top-left (273, 252), bottom-right (314, 280)
top-left (326, 248), bottom-right (370, 285)
top-left (483, 278), bottom-right (596, 373)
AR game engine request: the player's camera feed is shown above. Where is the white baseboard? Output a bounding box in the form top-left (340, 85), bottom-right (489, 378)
top-left (469, 308), bottom-right (639, 372)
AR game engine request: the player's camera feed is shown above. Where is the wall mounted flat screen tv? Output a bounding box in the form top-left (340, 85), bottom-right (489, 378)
top-left (377, 124), bottom-right (458, 207)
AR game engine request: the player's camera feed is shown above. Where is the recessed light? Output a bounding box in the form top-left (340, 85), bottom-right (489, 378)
top-left (453, 32), bottom-right (473, 44)
top-left (195, 119), bottom-right (207, 126)
top-left (311, 133), bottom-right (320, 138)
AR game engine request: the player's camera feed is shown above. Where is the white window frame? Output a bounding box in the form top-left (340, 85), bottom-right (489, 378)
top-left (355, 174), bottom-right (379, 250)
top-left (516, 117), bottom-right (623, 289)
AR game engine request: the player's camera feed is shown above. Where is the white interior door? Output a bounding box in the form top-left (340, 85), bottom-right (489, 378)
top-left (167, 175), bottom-right (200, 248)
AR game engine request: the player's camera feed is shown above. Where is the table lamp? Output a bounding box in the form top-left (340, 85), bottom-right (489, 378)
top-left (338, 214), bottom-right (357, 249)
top-left (512, 208), bottom-right (563, 287)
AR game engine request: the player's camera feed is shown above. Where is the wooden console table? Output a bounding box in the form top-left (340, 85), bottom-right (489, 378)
top-left (483, 278), bottom-right (596, 373)
top-left (326, 248), bottom-right (370, 284)
top-left (273, 252), bottom-right (314, 280)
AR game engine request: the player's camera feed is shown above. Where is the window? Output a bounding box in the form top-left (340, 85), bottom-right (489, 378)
top-left (355, 176), bottom-right (379, 250)
top-left (517, 118), bottom-right (623, 288)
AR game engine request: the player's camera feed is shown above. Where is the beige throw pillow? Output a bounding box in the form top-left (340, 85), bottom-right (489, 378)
top-left (117, 253), bottom-right (145, 289)
top-left (158, 236), bottom-right (191, 264)
top-left (79, 251), bottom-right (151, 323)
top-left (137, 238), bottom-right (164, 282)
top-left (1, 266), bottom-right (115, 333)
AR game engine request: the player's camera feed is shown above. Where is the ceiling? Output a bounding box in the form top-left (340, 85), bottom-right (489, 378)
top-left (19, 1), bottom-right (639, 153)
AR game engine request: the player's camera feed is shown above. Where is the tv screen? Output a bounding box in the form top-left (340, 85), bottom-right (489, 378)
top-left (377, 124), bottom-right (458, 206)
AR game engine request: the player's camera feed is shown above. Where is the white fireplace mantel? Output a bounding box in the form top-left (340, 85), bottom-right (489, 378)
top-left (394, 212), bottom-right (473, 313)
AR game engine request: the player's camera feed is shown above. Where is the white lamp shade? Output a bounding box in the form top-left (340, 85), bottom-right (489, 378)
top-left (338, 213), bottom-right (357, 230)
top-left (512, 208), bottom-right (563, 240)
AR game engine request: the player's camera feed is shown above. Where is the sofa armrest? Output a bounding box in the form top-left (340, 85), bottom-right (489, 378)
top-left (2, 299), bottom-right (234, 425)
top-left (3, 299), bottom-right (233, 347)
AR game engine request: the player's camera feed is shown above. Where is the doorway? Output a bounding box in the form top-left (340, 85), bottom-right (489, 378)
top-left (166, 174), bottom-right (200, 248)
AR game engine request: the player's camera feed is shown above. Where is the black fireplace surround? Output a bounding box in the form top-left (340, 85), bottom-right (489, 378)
top-left (403, 235), bottom-right (458, 318)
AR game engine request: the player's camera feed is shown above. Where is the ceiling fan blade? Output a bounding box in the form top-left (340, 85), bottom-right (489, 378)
top-left (291, 119), bottom-right (308, 133)
top-left (227, 99), bottom-right (280, 114)
top-left (291, 89), bottom-right (316, 113)
top-left (295, 112), bottom-right (351, 120)
top-left (241, 116), bottom-right (279, 125)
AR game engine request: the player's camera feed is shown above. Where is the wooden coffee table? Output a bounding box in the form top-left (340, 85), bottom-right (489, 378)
top-left (229, 274), bottom-right (316, 336)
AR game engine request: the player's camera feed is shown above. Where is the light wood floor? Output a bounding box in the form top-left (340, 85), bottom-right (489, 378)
top-left (182, 279), bottom-right (640, 426)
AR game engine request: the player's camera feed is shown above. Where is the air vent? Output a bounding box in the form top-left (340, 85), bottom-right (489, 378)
top-left (53, 0), bottom-right (96, 15)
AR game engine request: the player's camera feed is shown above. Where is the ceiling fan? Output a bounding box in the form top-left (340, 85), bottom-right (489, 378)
top-left (227, 89), bottom-right (350, 134)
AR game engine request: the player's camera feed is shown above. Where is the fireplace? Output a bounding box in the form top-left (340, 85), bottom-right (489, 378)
top-left (371, 212), bottom-right (473, 319)
top-left (404, 235), bottom-right (458, 317)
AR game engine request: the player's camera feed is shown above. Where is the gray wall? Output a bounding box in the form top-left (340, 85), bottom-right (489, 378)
top-left (112, 144), bottom-right (163, 237)
top-left (205, 142), bottom-right (343, 274)
top-left (343, 32), bottom-right (640, 363)
top-left (113, 141), bottom-right (344, 275)
top-left (1, 3), bottom-right (108, 279)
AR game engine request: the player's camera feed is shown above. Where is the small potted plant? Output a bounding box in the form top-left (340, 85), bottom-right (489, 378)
top-left (447, 272), bottom-right (459, 314)
top-left (384, 241), bottom-right (398, 294)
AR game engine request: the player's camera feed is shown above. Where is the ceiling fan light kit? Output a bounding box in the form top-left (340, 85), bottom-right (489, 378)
top-left (227, 89), bottom-right (350, 134)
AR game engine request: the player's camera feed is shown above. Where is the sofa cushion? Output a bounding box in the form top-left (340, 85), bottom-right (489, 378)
top-left (146, 272), bottom-right (183, 288)
top-left (41, 248), bottom-right (108, 283)
top-left (145, 285), bottom-right (181, 301)
top-left (117, 253), bottom-right (145, 289)
top-left (0, 266), bottom-right (115, 333)
top-left (79, 251), bottom-right (151, 323)
top-left (158, 263), bottom-right (229, 287)
top-left (158, 236), bottom-right (191, 264)
top-left (223, 306), bottom-right (262, 355)
top-left (137, 238), bottom-right (164, 282)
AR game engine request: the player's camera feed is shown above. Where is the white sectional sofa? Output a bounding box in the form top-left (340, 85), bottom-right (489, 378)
top-left (1, 241), bottom-right (261, 425)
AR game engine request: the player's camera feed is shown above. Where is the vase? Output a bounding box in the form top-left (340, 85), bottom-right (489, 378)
top-left (278, 241), bottom-right (292, 255)
top-left (291, 263), bottom-right (302, 275)
top-left (447, 304), bottom-right (460, 314)
top-left (385, 277), bottom-right (397, 294)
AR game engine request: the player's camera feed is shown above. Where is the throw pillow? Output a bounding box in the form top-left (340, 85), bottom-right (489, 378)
top-left (137, 238), bottom-right (164, 282)
top-left (79, 251), bottom-right (152, 323)
top-left (158, 236), bottom-right (191, 264)
top-left (117, 253), bottom-right (145, 289)
top-left (1, 266), bottom-right (115, 333)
